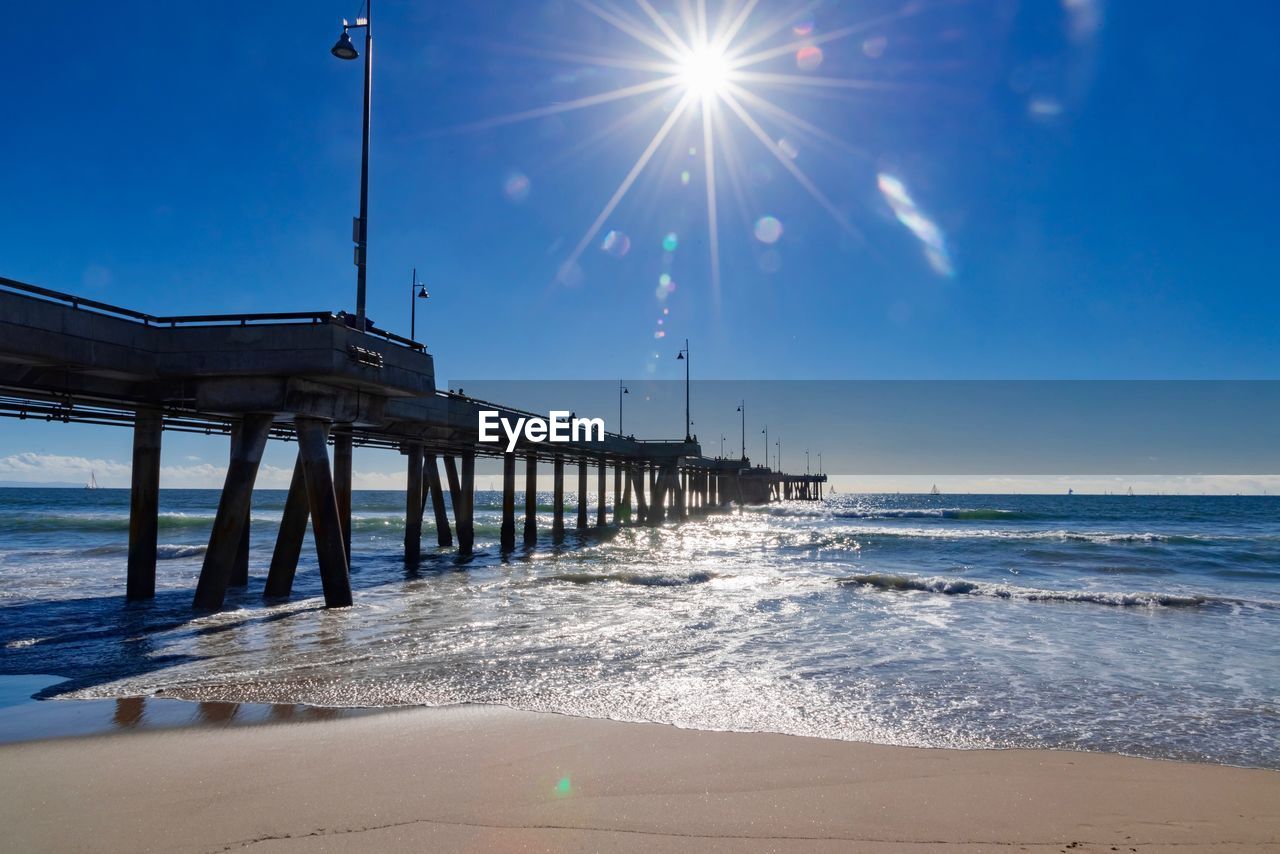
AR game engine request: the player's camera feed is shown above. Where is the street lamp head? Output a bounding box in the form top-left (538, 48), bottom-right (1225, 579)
top-left (331, 29), bottom-right (359, 60)
top-left (623, 387), bottom-right (630, 394)
top-left (676, 351), bottom-right (684, 360)
top-left (416, 285), bottom-right (429, 299)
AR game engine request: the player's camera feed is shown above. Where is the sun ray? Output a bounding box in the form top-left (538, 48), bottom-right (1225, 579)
top-left (481, 40), bottom-right (681, 75)
top-left (719, 88), bottom-right (862, 242)
top-left (730, 70), bottom-right (903, 92)
top-left (721, 0), bottom-right (822, 60)
top-left (575, 0), bottom-right (686, 64)
top-left (436, 76), bottom-right (680, 135)
top-left (538, 90), bottom-right (676, 173)
top-left (636, 0), bottom-right (693, 57)
top-left (728, 83), bottom-right (874, 162)
top-left (712, 0), bottom-right (760, 53)
top-left (701, 98), bottom-right (722, 303)
top-left (697, 0), bottom-right (710, 46)
top-left (559, 92), bottom-right (695, 281)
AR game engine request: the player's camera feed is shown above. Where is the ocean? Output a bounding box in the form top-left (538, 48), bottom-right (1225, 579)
top-left (1, 487), bottom-right (1277, 767)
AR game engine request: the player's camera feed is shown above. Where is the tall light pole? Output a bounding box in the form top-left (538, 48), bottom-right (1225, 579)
top-left (409, 267), bottom-right (429, 341)
top-left (331, 4), bottom-right (373, 331)
top-left (736, 400), bottom-right (746, 462)
top-left (806, 448), bottom-right (810, 475)
top-left (720, 434), bottom-right (726, 457)
top-left (776, 438), bottom-right (781, 472)
top-left (675, 339), bottom-right (691, 441)
top-left (761, 426), bottom-right (768, 469)
top-left (618, 381), bottom-right (630, 434)
top-left (818, 452), bottom-right (822, 476)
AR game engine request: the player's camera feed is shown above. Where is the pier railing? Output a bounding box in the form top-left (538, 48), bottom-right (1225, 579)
top-left (0, 275), bottom-right (424, 351)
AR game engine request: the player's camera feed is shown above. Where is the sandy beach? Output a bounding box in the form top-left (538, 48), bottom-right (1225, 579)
top-left (2, 704), bottom-right (1276, 853)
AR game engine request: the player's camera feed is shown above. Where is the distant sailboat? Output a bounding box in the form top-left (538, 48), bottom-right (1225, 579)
top-left (930, 484), bottom-right (940, 496)
top-left (1127, 487), bottom-right (1135, 496)
top-left (1068, 488), bottom-right (1074, 495)
top-left (85, 470), bottom-right (98, 490)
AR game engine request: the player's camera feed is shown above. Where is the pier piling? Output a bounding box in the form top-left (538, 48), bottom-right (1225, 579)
top-left (295, 417), bottom-right (353, 608)
top-left (404, 443), bottom-right (424, 567)
top-left (193, 414), bottom-right (272, 610)
top-left (523, 455), bottom-right (537, 547)
top-left (500, 451), bottom-right (516, 552)
top-left (333, 428), bottom-right (353, 560)
top-left (126, 408), bottom-right (162, 601)
top-left (597, 456), bottom-right (607, 527)
top-left (264, 451), bottom-right (309, 598)
top-left (230, 422), bottom-right (250, 588)
top-left (577, 460), bottom-right (589, 530)
top-left (425, 454), bottom-right (451, 546)
top-left (458, 453), bottom-right (475, 555)
top-left (553, 455), bottom-right (565, 543)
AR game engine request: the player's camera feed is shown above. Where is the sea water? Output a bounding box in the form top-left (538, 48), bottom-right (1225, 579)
top-left (1, 488), bottom-right (1276, 767)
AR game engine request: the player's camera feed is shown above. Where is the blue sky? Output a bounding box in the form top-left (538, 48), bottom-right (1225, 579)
top-left (2, 1), bottom-right (1278, 487)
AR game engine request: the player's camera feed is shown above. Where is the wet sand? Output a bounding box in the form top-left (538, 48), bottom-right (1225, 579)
top-left (1, 704), bottom-right (1276, 853)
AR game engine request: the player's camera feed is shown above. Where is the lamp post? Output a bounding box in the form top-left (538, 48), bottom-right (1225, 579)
top-left (331, 4), bottom-right (373, 331)
top-left (409, 267), bottom-right (429, 341)
top-left (818, 452), bottom-right (822, 476)
top-left (675, 339), bottom-right (690, 442)
top-left (736, 400), bottom-right (745, 462)
top-left (618, 381), bottom-right (630, 434)
top-left (776, 438), bottom-right (781, 472)
top-left (761, 426), bottom-right (768, 469)
top-left (806, 448), bottom-right (810, 475)
top-left (720, 434), bottom-right (726, 457)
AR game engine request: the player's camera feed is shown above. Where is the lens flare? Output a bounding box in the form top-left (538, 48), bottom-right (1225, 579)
top-left (877, 173), bottom-right (954, 277)
top-left (601, 229), bottom-right (632, 256)
top-left (796, 45), bottom-right (824, 71)
top-left (754, 216), bottom-right (784, 244)
top-left (662, 232), bottom-right (679, 251)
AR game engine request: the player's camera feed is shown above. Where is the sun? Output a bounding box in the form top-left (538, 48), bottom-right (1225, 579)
top-left (678, 44), bottom-right (730, 98)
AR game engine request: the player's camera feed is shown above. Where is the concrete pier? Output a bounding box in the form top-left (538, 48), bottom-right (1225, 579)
top-left (264, 451), bottom-right (309, 598)
top-left (230, 423), bottom-right (251, 588)
top-left (193, 414), bottom-right (272, 610)
top-left (126, 408), bottom-right (162, 601)
top-left (404, 443), bottom-right (424, 567)
top-left (425, 453), bottom-right (451, 547)
top-left (458, 453), bottom-right (475, 555)
top-left (295, 417), bottom-right (353, 608)
top-left (500, 451), bottom-right (516, 552)
top-left (333, 428), bottom-right (353, 560)
top-left (523, 455), bottom-right (537, 547)
top-left (597, 457), bottom-right (607, 527)
top-left (552, 455), bottom-right (565, 543)
top-left (0, 277), bottom-right (825, 610)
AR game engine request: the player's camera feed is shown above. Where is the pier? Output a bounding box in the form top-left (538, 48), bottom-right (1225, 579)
top-left (0, 275), bottom-right (825, 611)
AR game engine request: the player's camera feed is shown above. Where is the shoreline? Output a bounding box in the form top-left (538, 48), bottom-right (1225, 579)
top-left (3, 704), bottom-right (1277, 852)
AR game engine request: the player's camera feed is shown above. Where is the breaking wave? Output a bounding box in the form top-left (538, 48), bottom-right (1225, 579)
top-left (835, 572), bottom-right (1268, 609)
top-left (542, 570), bottom-right (718, 587)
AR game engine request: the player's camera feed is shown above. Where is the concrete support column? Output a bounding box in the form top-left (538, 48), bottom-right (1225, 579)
top-left (577, 459), bottom-right (589, 530)
top-left (613, 464), bottom-right (622, 524)
top-left (618, 462), bottom-right (632, 525)
top-left (264, 450), bottom-right (309, 598)
top-left (673, 466), bottom-right (687, 522)
top-left (524, 455), bottom-right (538, 547)
top-left (596, 456), bottom-right (607, 527)
top-left (126, 408), bottom-right (163, 601)
top-left (552, 455), bottom-right (565, 543)
top-left (458, 452), bottom-right (476, 555)
top-left (333, 428), bottom-right (353, 561)
top-left (295, 417), bottom-right (353, 608)
top-left (500, 451), bottom-right (516, 552)
top-left (194, 414), bottom-right (273, 610)
top-left (404, 443), bottom-right (424, 568)
top-left (230, 423), bottom-right (251, 588)
top-left (425, 453), bottom-right (452, 546)
top-left (649, 465), bottom-right (667, 526)
top-left (630, 464), bottom-right (647, 524)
